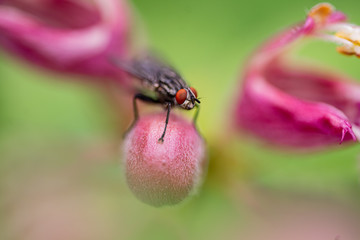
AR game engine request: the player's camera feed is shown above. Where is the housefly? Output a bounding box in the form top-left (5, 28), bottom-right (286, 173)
top-left (112, 55), bottom-right (200, 142)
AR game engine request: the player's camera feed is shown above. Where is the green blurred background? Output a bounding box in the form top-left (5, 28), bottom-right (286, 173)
top-left (1, 0), bottom-right (360, 239)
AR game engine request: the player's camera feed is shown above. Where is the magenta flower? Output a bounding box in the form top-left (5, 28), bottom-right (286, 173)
top-left (123, 113), bottom-right (207, 207)
top-left (0, 0), bottom-right (130, 83)
top-left (234, 3), bottom-right (360, 148)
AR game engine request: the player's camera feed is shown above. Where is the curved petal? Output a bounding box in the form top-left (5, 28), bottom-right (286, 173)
top-left (236, 67), bottom-right (357, 148)
top-left (1, 0), bottom-right (101, 28)
top-left (0, 0), bottom-right (130, 84)
top-left (234, 3), bottom-right (360, 148)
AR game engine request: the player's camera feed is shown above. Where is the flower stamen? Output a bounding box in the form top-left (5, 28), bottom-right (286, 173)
top-left (334, 26), bottom-right (360, 57)
top-left (314, 23), bottom-right (360, 57)
top-left (308, 2), bottom-right (334, 25)
top-left (305, 3), bottom-right (360, 57)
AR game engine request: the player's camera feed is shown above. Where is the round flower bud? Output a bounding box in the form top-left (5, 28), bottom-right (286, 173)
top-left (123, 113), bottom-right (207, 207)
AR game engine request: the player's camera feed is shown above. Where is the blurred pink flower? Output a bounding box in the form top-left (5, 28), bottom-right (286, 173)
top-left (0, 0), bottom-right (130, 84)
top-left (123, 113), bottom-right (207, 207)
top-left (235, 3), bottom-right (360, 148)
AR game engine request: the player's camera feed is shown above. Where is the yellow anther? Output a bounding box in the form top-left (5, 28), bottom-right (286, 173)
top-left (335, 31), bottom-right (360, 46)
top-left (336, 46), bottom-right (355, 56)
top-left (335, 32), bottom-right (348, 40)
top-left (308, 3), bottom-right (334, 24)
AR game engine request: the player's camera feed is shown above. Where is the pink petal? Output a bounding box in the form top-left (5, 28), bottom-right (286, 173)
top-left (265, 61), bottom-right (360, 125)
top-left (234, 5), bottom-right (360, 148)
top-left (327, 11), bottom-right (347, 24)
top-left (235, 70), bottom-right (357, 147)
top-left (123, 113), bottom-right (207, 207)
top-left (0, 0), bottom-right (130, 85)
top-left (1, 0), bottom-right (101, 29)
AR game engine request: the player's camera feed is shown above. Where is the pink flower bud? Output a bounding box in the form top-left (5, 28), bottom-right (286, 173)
top-left (234, 3), bottom-right (360, 149)
top-left (123, 113), bottom-right (207, 207)
top-left (0, 0), bottom-right (130, 84)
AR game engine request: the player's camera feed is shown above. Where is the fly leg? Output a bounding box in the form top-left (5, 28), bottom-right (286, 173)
top-left (193, 104), bottom-right (200, 125)
top-left (192, 104), bottom-right (202, 136)
top-left (158, 102), bottom-right (171, 143)
top-left (123, 93), bottom-right (160, 138)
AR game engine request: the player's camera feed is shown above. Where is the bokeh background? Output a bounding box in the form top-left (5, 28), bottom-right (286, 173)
top-left (1, 0), bottom-right (360, 239)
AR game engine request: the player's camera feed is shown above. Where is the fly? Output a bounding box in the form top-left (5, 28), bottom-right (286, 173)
top-left (111, 55), bottom-right (201, 142)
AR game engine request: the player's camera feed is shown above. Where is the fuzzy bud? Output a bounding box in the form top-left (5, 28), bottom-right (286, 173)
top-left (123, 113), bottom-right (207, 207)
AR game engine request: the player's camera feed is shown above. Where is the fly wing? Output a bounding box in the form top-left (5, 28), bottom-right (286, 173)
top-left (110, 54), bottom-right (187, 91)
top-left (110, 57), bottom-right (158, 84)
top-left (144, 55), bottom-right (188, 90)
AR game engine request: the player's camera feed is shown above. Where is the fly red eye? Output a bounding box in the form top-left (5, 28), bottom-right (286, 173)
top-left (190, 87), bottom-right (198, 98)
top-left (176, 89), bottom-right (187, 104)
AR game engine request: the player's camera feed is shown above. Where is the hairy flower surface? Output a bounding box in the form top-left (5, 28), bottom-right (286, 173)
top-left (0, 0), bottom-right (130, 83)
top-left (235, 3), bottom-right (360, 148)
top-left (123, 113), bottom-right (207, 207)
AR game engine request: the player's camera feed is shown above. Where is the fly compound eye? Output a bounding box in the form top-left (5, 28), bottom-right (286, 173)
top-left (190, 87), bottom-right (198, 98)
top-left (176, 89), bottom-right (187, 105)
